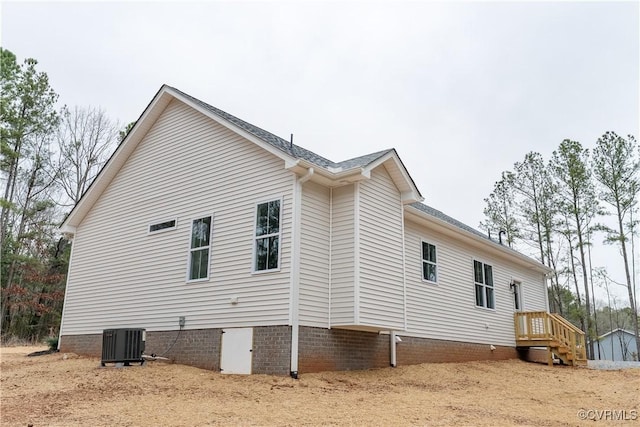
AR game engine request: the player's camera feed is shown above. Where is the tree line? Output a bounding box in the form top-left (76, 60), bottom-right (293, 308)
top-left (481, 135), bottom-right (640, 360)
top-left (2, 47), bottom-right (638, 361)
top-left (1, 48), bottom-right (126, 341)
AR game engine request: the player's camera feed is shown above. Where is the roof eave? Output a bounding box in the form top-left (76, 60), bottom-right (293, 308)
top-left (287, 159), bottom-right (421, 203)
top-left (362, 150), bottom-right (423, 203)
top-left (61, 85), bottom-right (175, 232)
top-left (61, 85), bottom-right (303, 234)
top-left (166, 87), bottom-right (298, 165)
top-left (405, 205), bottom-right (552, 274)
top-left (287, 158), bottom-right (365, 180)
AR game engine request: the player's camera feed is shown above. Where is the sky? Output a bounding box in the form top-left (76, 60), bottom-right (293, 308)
top-left (2, 0), bottom-right (639, 304)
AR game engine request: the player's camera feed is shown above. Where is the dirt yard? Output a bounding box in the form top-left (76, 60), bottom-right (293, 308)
top-left (1, 346), bottom-right (638, 426)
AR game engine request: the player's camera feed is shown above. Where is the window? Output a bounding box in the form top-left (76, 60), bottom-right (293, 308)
top-left (149, 219), bottom-right (177, 233)
top-left (474, 260), bottom-right (494, 309)
top-left (188, 216), bottom-right (212, 281)
top-left (254, 199), bottom-right (281, 272)
top-left (422, 241), bottom-right (437, 283)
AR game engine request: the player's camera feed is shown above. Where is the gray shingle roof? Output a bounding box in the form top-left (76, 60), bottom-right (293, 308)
top-left (408, 202), bottom-right (546, 267)
top-left (336, 149), bottom-right (394, 169)
top-left (168, 85), bottom-right (391, 170)
top-left (410, 202), bottom-right (495, 242)
top-left (170, 86), bottom-right (516, 256)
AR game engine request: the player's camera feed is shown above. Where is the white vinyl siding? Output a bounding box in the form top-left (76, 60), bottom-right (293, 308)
top-left (61, 99), bottom-right (293, 334)
top-left (357, 166), bottom-right (405, 329)
top-left (330, 184), bottom-right (355, 325)
top-left (298, 181), bottom-right (330, 327)
top-left (404, 219), bottom-right (547, 347)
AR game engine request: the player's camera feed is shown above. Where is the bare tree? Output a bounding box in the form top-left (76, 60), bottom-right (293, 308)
top-left (57, 106), bottom-right (119, 205)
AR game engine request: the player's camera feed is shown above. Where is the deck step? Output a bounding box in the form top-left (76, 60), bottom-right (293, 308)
top-left (514, 311), bottom-right (587, 368)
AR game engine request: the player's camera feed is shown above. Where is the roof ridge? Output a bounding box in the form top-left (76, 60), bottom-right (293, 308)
top-left (410, 202), bottom-right (496, 243)
top-left (335, 148), bottom-right (394, 168)
top-left (166, 86), bottom-right (340, 167)
top-left (167, 86), bottom-right (398, 171)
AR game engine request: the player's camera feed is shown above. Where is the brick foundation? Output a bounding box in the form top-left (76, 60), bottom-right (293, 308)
top-left (252, 326), bottom-right (291, 375)
top-left (396, 335), bottom-right (518, 364)
top-left (297, 327), bottom-right (519, 373)
top-left (146, 329), bottom-right (221, 370)
top-left (298, 326), bottom-right (390, 372)
top-left (60, 327), bottom-right (291, 374)
top-left (60, 329), bottom-right (222, 370)
top-left (59, 333), bottom-right (102, 356)
top-left (61, 326), bottom-right (531, 375)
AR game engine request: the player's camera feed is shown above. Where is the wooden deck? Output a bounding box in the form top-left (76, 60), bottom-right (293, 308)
top-left (515, 311), bottom-right (587, 366)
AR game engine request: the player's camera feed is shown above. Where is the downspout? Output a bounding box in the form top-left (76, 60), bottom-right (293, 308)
top-left (328, 187), bottom-right (333, 329)
top-left (57, 233), bottom-right (76, 350)
top-left (390, 331), bottom-right (398, 367)
top-left (290, 168), bottom-right (314, 379)
top-left (353, 182), bottom-right (360, 324)
top-left (543, 272), bottom-right (551, 312)
top-left (400, 204), bottom-right (407, 331)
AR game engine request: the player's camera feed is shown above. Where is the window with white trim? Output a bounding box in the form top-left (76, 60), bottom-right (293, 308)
top-left (421, 241), bottom-right (437, 283)
top-left (474, 260), bottom-right (494, 309)
top-left (188, 216), bottom-right (212, 281)
top-left (254, 199), bottom-right (281, 271)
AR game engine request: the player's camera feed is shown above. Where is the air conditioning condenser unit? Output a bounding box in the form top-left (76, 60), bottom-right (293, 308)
top-left (101, 328), bottom-right (146, 366)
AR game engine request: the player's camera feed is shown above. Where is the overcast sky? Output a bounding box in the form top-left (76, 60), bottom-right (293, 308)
top-left (2, 1), bottom-right (639, 303)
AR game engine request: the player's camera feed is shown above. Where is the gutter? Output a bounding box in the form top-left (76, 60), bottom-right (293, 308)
top-left (404, 205), bottom-right (552, 274)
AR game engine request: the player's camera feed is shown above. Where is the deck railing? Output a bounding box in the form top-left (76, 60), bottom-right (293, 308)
top-left (514, 311), bottom-right (587, 363)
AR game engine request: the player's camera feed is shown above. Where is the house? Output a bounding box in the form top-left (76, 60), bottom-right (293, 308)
top-left (59, 85), bottom-right (563, 376)
top-left (595, 329), bottom-right (638, 361)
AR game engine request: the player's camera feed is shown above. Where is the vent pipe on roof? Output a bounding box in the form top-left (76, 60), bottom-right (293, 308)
top-left (289, 133), bottom-right (296, 157)
top-left (498, 230), bottom-right (506, 245)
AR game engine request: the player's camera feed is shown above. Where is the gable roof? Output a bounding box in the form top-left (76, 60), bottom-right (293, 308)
top-left (597, 329), bottom-right (637, 340)
top-left (61, 85), bottom-right (421, 232)
top-left (169, 85), bottom-right (393, 171)
top-left (58, 85), bottom-right (551, 274)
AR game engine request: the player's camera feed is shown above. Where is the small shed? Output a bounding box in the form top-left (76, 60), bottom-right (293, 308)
top-left (595, 329), bottom-right (638, 361)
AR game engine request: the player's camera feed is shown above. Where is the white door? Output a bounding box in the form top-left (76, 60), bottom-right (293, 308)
top-left (220, 328), bottom-right (253, 374)
top-left (513, 281), bottom-right (523, 311)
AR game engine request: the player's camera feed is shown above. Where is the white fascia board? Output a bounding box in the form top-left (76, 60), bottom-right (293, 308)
top-left (286, 159), bottom-right (366, 183)
top-left (61, 86), bottom-right (175, 232)
top-left (60, 224), bottom-right (76, 235)
top-left (363, 151), bottom-right (423, 204)
top-left (404, 206), bottom-right (553, 275)
top-left (290, 158), bottom-right (422, 204)
top-left (597, 328), bottom-right (636, 340)
top-left (61, 86), bottom-right (299, 233)
top-left (400, 191), bottom-right (422, 204)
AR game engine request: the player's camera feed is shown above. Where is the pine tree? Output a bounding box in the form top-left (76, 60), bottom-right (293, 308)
top-left (593, 131), bottom-right (640, 358)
